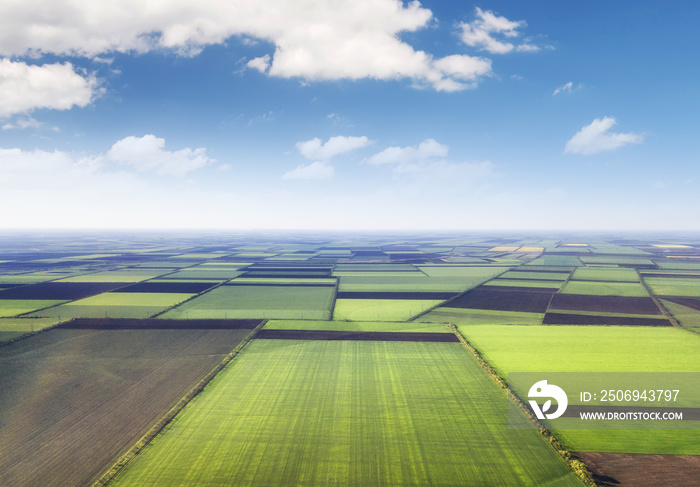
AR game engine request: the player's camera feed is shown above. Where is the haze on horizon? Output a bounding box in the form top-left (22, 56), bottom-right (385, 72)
top-left (1, 1), bottom-right (698, 231)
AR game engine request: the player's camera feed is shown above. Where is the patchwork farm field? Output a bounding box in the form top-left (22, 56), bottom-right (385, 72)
top-left (2, 232), bottom-right (700, 486)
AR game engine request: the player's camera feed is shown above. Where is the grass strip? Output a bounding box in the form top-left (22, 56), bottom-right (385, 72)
top-left (93, 320), bottom-right (266, 487)
top-left (447, 323), bottom-right (595, 486)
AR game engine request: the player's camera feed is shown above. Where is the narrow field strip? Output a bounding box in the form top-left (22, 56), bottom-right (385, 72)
top-left (255, 329), bottom-right (460, 342)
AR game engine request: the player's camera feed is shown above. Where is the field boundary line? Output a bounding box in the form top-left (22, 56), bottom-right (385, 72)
top-left (93, 320), bottom-right (267, 487)
top-left (148, 274), bottom-right (240, 319)
top-left (327, 277), bottom-right (339, 320)
top-left (637, 269), bottom-right (698, 334)
top-left (407, 266), bottom-right (513, 322)
top-left (448, 323), bottom-right (596, 486)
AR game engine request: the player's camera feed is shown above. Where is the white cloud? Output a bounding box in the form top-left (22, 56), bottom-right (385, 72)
top-left (2, 115), bottom-right (42, 130)
top-left (296, 135), bottom-right (371, 161)
top-left (364, 138), bottom-right (448, 165)
top-left (459, 7), bottom-right (538, 54)
top-left (564, 117), bottom-right (643, 155)
top-left (283, 161), bottom-right (334, 180)
top-left (0, 0), bottom-right (492, 91)
top-left (552, 81), bottom-right (573, 96)
top-left (106, 134), bottom-right (214, 176)
top-left (0, 59), bottom-right (99, 118)
top-left (247, 54), bottom-right (270, 73)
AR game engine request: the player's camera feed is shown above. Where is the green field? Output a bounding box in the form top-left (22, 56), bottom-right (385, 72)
top-left (0, 317), bottom-right (65, 341)
top-left (660, 299), bottom-right (700, 332)
top-left (161, 285), bottom-right (335, 320)
top-left (417, 308), bottom-right (545, 325)
top-left (485, 279), bottom-right (563, 289)
top-left (0, 299), bottom-right (66, 317)
top-left (498, 271), bottom-right (571, 281)
top-left (570, 267), bottom-right (640, 282)
top-left (644, 277), bottom-right (700, 297)
top-left (560, 280), bottom-right (649, 297)
top-left (526, 256), bottom-right (582, 267)
top-left (58, 270), bottom-right (170, 283)
top-left (264, 319), bottom-right (452, 333)
top-left (459, 324), bottom-right (700, 454)
top-left (110, 340), bottom-right (581, 486)
top-left (332, 299), bottom-right (443, 321)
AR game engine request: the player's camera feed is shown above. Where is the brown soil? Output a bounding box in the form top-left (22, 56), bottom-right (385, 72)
top-left (543, 312), bottom-right (671, 326)
top-left (255, 329), bottom-right (460, 342)
top-left (0, 328), bottom-right (252, 487)
top-left (549, 294), bottom-right (662, 315)
top-left (0, 281), bottom-right (130, 300)
top-left (446, 287), bottom-right (555, 313)
top-left (574, 452), bottom-right (700, 487)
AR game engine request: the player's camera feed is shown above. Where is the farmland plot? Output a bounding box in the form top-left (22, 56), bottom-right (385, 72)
top-left (111, 339), bottom-right (581, 486)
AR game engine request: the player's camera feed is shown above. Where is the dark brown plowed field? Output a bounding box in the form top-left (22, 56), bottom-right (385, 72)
top-left (0, 327), bottom-right (253, 487)
top-left (255, 329), bottom-right (460, 342)
top-left (111, 281), bottom-right (217, 293)
top-left (443, 287), bottom-right (554, 313)
top-left (0, 281), bottom-right (130, 300)
top-left (548, 294), bottom-right (662, 315)
top-left (543, 312), bottom-right (672, 327)
top-left (60, 318), bottom-right (262, 330)
top-left (574, 452), bottom-right (700, 487)
top-left (660, 296), bottom-right (700, 312)
top-left (336, 291), bottom-right (456, 300)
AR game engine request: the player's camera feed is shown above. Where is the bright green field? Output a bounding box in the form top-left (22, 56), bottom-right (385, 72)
top-left (417, 308), bottom-right (544, 325)
top-left (30, 293), bottom-right (193, 319)
top-left (110, 340), bottom-right (581, 487)
top-left (661, 299), bottom-right (700, 332)
top-left (0, 299), bottom-right (66, 317)
top-left (656, 261), bottom-right (700, 270)
top-left (415, 266), bottom-right (508, 278)
top-left (526, 256), bottom-right (582, 267)
top-left (498, 271), bottom-right (570, 281)
top-left (161, 285), bottom-right (334, 320)
top-left (644, 277), bottom-right (700, 297)
top-left (160, 270), bottom-right (243, 280)
top-left (560, 280), bottom-right (649, 297)
top-left (264, 320), bottom-right (451, 333)
top-left (460, 324), bottom-right (700, 454)
top-left (485, 279), bottom-right (562, 289)
top-left (570, 267), bottom-right (640, 282)
top-left (332, 299), bottom-right (443, 321)
top-left (579, 256), bottom-right (654, 266)
top-left (57, 270), bottom-right (170, 283)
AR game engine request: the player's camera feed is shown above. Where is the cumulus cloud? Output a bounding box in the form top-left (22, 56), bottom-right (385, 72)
top-left (247, 54), bottom-right (270, 73)
top-left (0, 0), bottom-right (492, 91)
top-left (2, 115), bottom-right (43, 130)
top-left (296, 135), bottom-right (372, 161)
top-left (459, 7), bottom-right (538, 54)
top-left (283, 161), bottom-right (334, 180)
top-left (0, 59), bottom-right (99, 118)
top-left (552, 81), bottom-right (576, 96)
top-left (106, 134), bottom-right (214, 177)
top-left (364, 138), bottom-right (448, 165)
top-left (564, 117), bottom-right (643, 155)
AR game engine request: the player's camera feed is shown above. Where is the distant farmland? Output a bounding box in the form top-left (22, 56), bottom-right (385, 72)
top-left (1, 232), bottom-right (699, 486)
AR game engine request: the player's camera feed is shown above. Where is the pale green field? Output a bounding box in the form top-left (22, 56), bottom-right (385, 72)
top-left (64, 292), bottom-right (194, 307)
top-left (332, 299), bottom-right (443, 321)
top-left (58, 271), bottom-right (170, 283)
top-left (498, 271), bottom-right (571, 280)
top-left (460, 324), bottom-right (700, 454)
top-left (0, 317), bottom-right (65, 341)
top-left (110, 340), bottom-right (581, 487)
top-left (660, 299), bottom-right (700, 332)
top-left (484, 279), bottom-right (562, 289)
top-left (0, 299), bottom-right (66, 317)
top-left (644, 277), bottom-right (700, 297)
top-left (161, 285), bottom-right (334, 320)
top-left (264, 320), bottom-right (452, 333)
top-left (417, 308), bottom-right (545, 325)
top-left (570, 267), bottom-right (640, 282)
top-left (560, 280), bottom-right (649, 297)
top-left (416, 266), bottom-right (508, 278)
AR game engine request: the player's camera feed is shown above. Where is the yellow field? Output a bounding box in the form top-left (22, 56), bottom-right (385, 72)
top-left (488, 246), bottom-right (519, 252)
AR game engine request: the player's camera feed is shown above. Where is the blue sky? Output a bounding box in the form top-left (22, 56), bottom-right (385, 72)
top-left (1, 1), bottom-right (698, 230)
